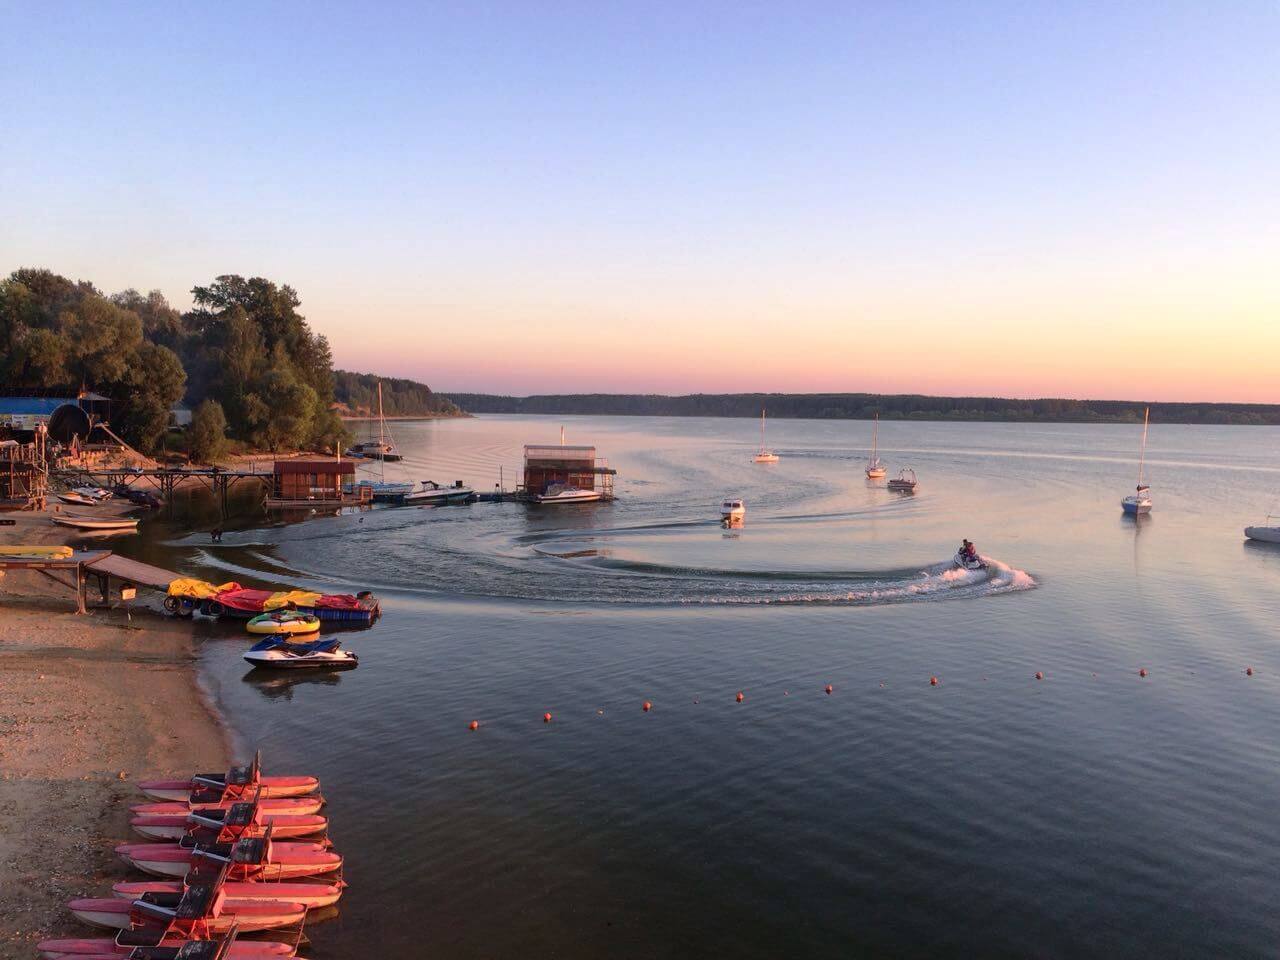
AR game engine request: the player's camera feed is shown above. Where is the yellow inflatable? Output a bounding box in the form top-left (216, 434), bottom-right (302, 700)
top-left (246, 611), bottom-right (322, 635)
top-left (167, 578), bottom-right (241, 599)
top-left (263, 589), bottom-right (322, 611)
top-left (0, 545), bottom-right (74, 559)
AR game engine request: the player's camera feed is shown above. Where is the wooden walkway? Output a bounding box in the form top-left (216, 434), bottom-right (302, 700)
top-left (0, 550), bottom-right (179, 613)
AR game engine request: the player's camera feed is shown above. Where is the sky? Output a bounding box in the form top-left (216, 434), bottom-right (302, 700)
top-left (2, 1), bottom-right (1277, 401)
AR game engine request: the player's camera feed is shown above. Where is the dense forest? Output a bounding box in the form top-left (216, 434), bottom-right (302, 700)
top-left (0, 268), bottom-right (349, 454)
top-left (444, 392), bottom-right (1280, 425)
top-left (332, 371), bottom-right (463, 418)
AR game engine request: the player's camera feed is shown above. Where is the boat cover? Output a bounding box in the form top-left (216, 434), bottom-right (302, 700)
top-left (214, 587), bottom-right (367, 613)
top-left (168, 579), bottom-right (243, 599)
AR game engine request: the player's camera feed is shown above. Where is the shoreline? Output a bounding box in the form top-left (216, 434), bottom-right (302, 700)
top-left (0, 510), bottom-right (230, 959)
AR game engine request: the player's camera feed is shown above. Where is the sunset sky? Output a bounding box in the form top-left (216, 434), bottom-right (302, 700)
top-left (3, 2), bottom-right (1277, 401)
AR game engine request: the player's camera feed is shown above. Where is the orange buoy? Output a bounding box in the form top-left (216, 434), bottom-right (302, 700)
top-left (469, 720), bottom-right (479, 731)
top-left (1246, 666), bottom-right (1254, 676)
top-left (1035, 671), bottom-right (1044, 681)
top-left (929, 676), bottom-right (939, 686)
top-left (543, 712), bottom-right (553, 723)
top-left (1138, 668), bottom-right (1147, 678)
top-left (642, 700), bottom-right (652, 712)
top-left (824, 684), bottom-right (833, 694)
top-left (736, 691), bottom-right (745, 703)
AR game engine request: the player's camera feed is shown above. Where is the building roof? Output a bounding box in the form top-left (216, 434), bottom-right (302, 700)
top-left (524, 444), bottom-right (596, 461)
top-left (0, 397), bottom-right (76, 416)
top-left (273, 459), bottom-right (356, 475)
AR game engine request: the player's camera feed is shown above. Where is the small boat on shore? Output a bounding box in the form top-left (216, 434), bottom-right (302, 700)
top-left (67, 896), bottom-right (306, 934)
top-left (533, 485), bottom-right (602, 505)
top-left (116, 836), bottom-right (342, 881)
top-left (404, 480), bottom-right (474, 504)
top-left (57, 491), bottom-right (100, 506)
top-left (243, 636), bottom-right (358, 671)
top-left (51, 514), bottom-right (139, 532)
top-left (38, 927), bottom-right (296, 960)
top-left (132, 799), bottom-right (329, 842)
top-left (109, 880), bottom-right (343, 911)
top-left (887, 468), bottom-right (918, 492)
top-left (137, 754), bottom-right (319, 804)
top-left (130, 795), bottom-right (323, 817)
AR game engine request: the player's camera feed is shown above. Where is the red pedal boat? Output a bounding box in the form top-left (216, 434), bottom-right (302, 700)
top-left (110, 881), bottom-right (341, 911)
top-left (130, 797), bottom-right (323, 818)
top-left (116, 833), bottom-right (341, 881)
top-left (137, 753), bottom-right (319, 804)
top-left (38, 925), bottom-right (296, 959)
top-left (131, 792), bottom-right (327, 843)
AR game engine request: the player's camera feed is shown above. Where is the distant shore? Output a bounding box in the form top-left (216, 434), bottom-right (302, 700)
top-left (0, 511), bottom-right (228, 959)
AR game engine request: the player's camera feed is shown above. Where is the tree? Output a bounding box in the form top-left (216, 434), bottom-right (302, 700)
top-left (188, 399), bottom-right (229, 463)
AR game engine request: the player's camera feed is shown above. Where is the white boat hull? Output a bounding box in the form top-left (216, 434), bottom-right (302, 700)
top-left (752, 453), bottom-right (779, 463)
top-left (534, 490), bottom-right (602, 504)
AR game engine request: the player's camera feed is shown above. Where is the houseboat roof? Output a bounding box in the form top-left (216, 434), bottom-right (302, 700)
top-left (273, 458), bottom-right (356, 475)
top-left (524, 444), bottom-right (596, 460)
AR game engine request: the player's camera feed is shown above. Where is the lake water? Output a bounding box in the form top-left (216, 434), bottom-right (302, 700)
top-left (123, 415), bottom-right (1280, 958)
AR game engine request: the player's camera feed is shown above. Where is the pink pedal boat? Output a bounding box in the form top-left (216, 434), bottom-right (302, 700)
top-left (130, 797), bottom-right (323, 818)
top-left (38, 925), bottom-right (297, 959)
top-left (110, 881), bottom-right (342, 911)
top-left (116, 833), bottom-right (341, 881)
top-left (137, 753), bottom-right (318, 804)
top-left (131, 796), bottom-right (327, 843)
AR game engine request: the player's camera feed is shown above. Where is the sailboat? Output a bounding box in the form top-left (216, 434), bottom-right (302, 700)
top-left (350, 382), bottom-right (412, 501)
top-left (1121, 407), bottom-right (1153, 516)
top-left (865, 414), bottom-right (886, 479)
top-left (752, 409), bottom-right (779, 463)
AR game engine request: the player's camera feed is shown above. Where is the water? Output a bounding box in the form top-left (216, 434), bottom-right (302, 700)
top-left (120, 416), bottom-right (1280, 957)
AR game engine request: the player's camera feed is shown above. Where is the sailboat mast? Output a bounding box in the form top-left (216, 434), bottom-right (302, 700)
top-left (377, 381), bottom-right (386, 482)
top-left (872, 413), bottom-right (879, 458)
top-left (760, 408), bottom-right (766, 452)
top-left (1137, 406), bottom-right (1149, 487)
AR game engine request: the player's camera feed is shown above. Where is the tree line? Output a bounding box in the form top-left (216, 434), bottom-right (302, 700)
top-left (0, 268), bottom-right (348, 456)
top-left (443, 392), bottom-right (1280, 425)
top-left (332, 371), bottom-right (462, 418)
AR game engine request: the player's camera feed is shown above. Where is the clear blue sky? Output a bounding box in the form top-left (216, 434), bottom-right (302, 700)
top-left (2, 1), bottom-right (1276, 399)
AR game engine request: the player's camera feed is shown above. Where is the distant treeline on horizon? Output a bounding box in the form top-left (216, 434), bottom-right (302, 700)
top-left (442, 393), bottom-right (1280, 426)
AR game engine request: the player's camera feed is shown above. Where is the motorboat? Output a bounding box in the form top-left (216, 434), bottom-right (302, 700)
top-left (116, 836), bottom-right (342, 881)
top-left (865, 414), bottom-right (886, 479)
top-left (137, 752), bottom-right (319, 803)
top-left (533, 485), bottom-right (602, 505)
top-left (52, 514), bottom-right (139, 532)
top-left (112, 485), bottom-right (163, 509)
top-left (58, 491), bottom-right (100, 506)
top-left (887, 468), bottom-right (918, 492)
top-left (245, 612), bottom-right (321, 636)
top-left (130, 796), bottom-right (323, 817)
top-left (953, 550), bottom-right (988, 571)
top-left (243, 637), bottom-right (358, 671)
top-left (404, 480), bottom-right (474, 505)
top-left (1121, 407), bottom-right (1153, 516)
top-left (37, 926), bottom-right (295, 960)
top-left (720, 498), bottom-right (746, 521)
top-left (1245, 523), bottom-right (1280, 543)
top-left (752, 408), bottom-right (779, 463)
top-left (73, 486), bottom-right (113, 501)
top-left (109, 880), bottom-right (342, 911)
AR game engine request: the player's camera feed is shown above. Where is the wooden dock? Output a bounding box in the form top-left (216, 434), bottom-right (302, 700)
top-left (0, 549), bottom-right (180, 614)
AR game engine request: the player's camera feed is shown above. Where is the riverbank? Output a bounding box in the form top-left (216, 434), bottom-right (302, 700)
top-left (0, 511), bottom-right (228, 959)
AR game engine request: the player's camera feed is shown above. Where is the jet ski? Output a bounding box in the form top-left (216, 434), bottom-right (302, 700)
top-left (953, 550), bottom-right (988, 571)
top-left (243, 636), bottom-right (357, 671)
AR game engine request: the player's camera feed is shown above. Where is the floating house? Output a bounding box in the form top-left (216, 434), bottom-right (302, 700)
top-left (266, 458), bottom-right (368, 509)
top-left (521, 444), bottom-right (616, 501)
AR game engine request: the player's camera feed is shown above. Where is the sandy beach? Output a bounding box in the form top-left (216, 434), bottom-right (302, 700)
top-left (0, 511), bottom-right (228, 959)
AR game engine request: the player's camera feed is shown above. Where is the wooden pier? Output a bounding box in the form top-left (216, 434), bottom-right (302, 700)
top-left (0, 549), bottom-right (177, 614)
top-left (56, 466), bottom-right (270, 514)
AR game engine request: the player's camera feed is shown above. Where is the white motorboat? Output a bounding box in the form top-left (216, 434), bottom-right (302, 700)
top-left (1121, 408), bottom-right (1153, 516)
top-left (72, 486), bottom-right (112, 501)
top-left (51, 513), bottom-right (139, 531)
top-left (57, 491), bottom-right (99, 506)
top-left (721, 498), bottom-right (746, 521)
top-left (405, 480), bottom-right (475, 504)
top-left (887, 468), bottom-right (917, 492)
top-left (865, 414), bottom-right (886, 479)
top-left (752, 408), bottom-right (779, 463)
top-left (533, 485), bottom-right (602, 505)
top-left (1245, 522), bottom-right (1280, 543)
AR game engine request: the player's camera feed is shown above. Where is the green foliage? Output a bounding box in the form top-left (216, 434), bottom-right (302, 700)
top-left (188, 399), bottom-right (229, 462)
top-left (333, 370), bottom-right (461, 417)
top-left (444, 392), bottom-right (1280, 426)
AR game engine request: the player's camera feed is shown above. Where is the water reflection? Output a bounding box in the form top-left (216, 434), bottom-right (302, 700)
top-left (241, 669), bottom-right (346, 701)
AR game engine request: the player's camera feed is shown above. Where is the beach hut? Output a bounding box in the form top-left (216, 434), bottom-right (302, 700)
top-left (521, 443), bottom-right (616, 501)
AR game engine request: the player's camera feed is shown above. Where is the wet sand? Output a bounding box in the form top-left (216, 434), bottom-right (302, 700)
top-left (0, 511), bottom-right (228, 959)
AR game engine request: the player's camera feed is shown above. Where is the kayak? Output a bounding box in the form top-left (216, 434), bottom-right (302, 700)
top-left (66, 897), bottom-right (305, 933)
top-left (130, 796), bottom-right (323, 817)
top-left (115, 840), bottom-right (342, 880)
top-left (131, 812), bottom-right (328, 842)
top-left (110, 880), bottom-right (342, 910)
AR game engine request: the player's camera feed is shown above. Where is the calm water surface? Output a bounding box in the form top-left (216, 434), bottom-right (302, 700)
top-left (119, 416), bottom-right (1280, 958)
